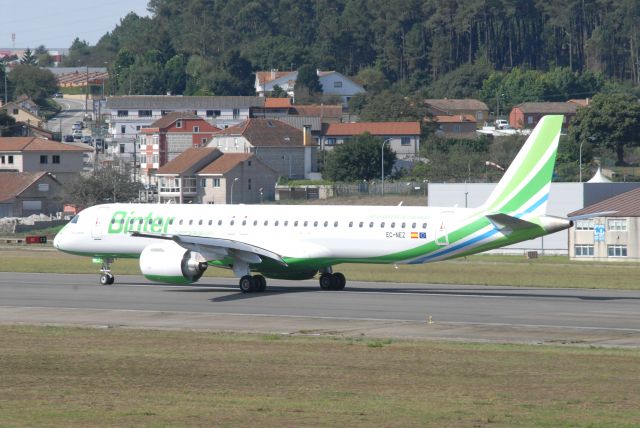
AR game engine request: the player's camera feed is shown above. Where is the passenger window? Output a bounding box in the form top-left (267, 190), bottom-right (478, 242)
top-left (380, 222), bottom-right (385, 228)
top-left (284, 220), bottom-right (288, 226)
top-left (230, 220), bottom-right (235, 226)
top-left (294, 221), bottom-right (298, 226)
top-left (110, 219), bottom-right (116, 224)
top-left (264, 220), bottom-right (269, 226)
top-left (189, 220), bottom-right (193, 225)
top-left (422, 223), bottom-right (427, 229)
top-left (369, 222), bottom-right (374, 228)
top-left (313, 221), bottom-right (318, 227)
top-left (199, 220), bottom-right (203, 225)
top-left (169, 219), bottom-right (174, 225)
top-left (208, 220), bottom-right (212, 226)
top-left (334, 221), bottom-right (338, 227)
top-left (218, 220), bottom-right (222, 226)
top-left (129, 219), bottom-right (135, 225)
top-left (391, 222), bottom-right (395, 228)
top-left (179, 220), bottom-right (184, 225)
top-left (304, 221), bottom-right (308, 227)
top-left (275, 220), bottom-right (279, 226)
top-left (70, 215), bottom-right (79, 224)
top-left (349, 221), bottom-right (353, 227)
top-left (359, 222), bottom-right (363, 228)
top-left (324, 221), bottom-right (328, 227)
top-left (412, 222), bottom-right (416, 228)
top-left (242, 220), bottom-right (246, 226)
top-left (253, 220), bottom-right (258, 226)
top-left (401, 222), bottom-right (405, 228)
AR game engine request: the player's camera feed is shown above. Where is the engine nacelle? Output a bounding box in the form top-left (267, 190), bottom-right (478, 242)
top-left (139, 241), bottom-right (208, 284)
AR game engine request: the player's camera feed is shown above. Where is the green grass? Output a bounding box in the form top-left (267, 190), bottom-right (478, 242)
top-left (1, 247), bottom-right (639, 289)
top-left (0, 325), bottom-right (639, 427)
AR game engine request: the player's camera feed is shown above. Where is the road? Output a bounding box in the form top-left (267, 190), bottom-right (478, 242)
top-left (47, 98), bottom-right (89, 136)
top-left (1, 272), bottom-right (639, 347)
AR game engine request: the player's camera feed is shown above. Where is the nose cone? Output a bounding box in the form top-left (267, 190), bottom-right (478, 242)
top-left (53, 232), bottom-right (62, 249)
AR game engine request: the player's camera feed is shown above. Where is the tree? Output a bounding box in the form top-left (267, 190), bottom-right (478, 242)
top-left (359, 90), bottom-right (428, 122)
top-left (569, 93), bottom-right (640, 165)
top-left (66, 166), bottom-right (143, 206)
top-left (323, 133), bottom-right (396, 181)
top-left (0, 110), bottom-right (16, 136)
top-left (19, 48), bottom-right (38, 65)
top-left (270, 85), bottom-right (288, 98)
top-left (295, 64), bottom-right (322, 99)
top-left (8, 65), bottom-right (58, 104)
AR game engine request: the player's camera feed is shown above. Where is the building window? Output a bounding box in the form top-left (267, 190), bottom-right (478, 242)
top-left (232, 108), bottom-right (240, 118)
top-left (575, 219), bottom-right (595, 230)
top-left (575, 245), bottom-right (594, 257)
top-left (7, 155), bottom-right (12, 164)
top-left (38, 183), bottom-right (49, 192)
top-left (140, 153), bottom-right (147, 164)
top-left (52, 155), bottom-right (60, 164)
top-left (401, 137), bottom-right (410, 146)
top-left (248, 178), bottom-right (252, 190)
top-left (117, 110), bottom-right (128, 117)
top-left (193, 126), bottom-right (200, 133)
top-left (161, 110), bottom-right (171, 116)
top-left (40, 155), bottom-right (48, 164)
top-left (327, 138), bottom-right (336, 146)
top-left (213, 178), bottom-right (220, 187)
top-left (527, 116), bottom-right (533, 124)
top-left (206, 110), bottom-right (214, 117)
top-left (121, 125), bottom-right (126, 134)
top-left (608, 245), bottom-right (627, 257)
top-left (0, 155), bottom-right (4, 164)
top-left (333, 81), bottom-right (343, 88)
top-left (248, 160), bottom-right (252, 166)
top-left (607, 218), bottom-right (627, 231)
top-left (12, 108), bottom-right (18, 114)
top-left (453, 124), bottom-right (461, 132)
top-left (476, 111), bottom-right (484, 120)
top-left (201, 178), bottom-right (207, 187)
top-left (176, 120), bottom-right (182, 128)
top-left (119, 144), bottom-right (125, 154)
top-left (136, 125), bottom-right (141, 131)
top-left (138, 110), bottom-right (152, 117)
top-left (201, 138), bottom-right (207, 145)
top-left (152, 154), bottom-right (159, 164)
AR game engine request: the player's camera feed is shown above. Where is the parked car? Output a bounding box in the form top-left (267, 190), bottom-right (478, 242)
top-left (63, 134), bottom-right (74, 142)
top-left (81, 135), bottom-right (92, 144)
top-left (53, 92), bottom-right (63, 98)
top-left (73, 130), bottom-right (83, 140)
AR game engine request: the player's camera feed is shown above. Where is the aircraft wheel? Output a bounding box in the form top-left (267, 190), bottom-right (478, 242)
top-left (333, 272), bottom-right (346, 290)
top-left (239, 275), bottom-right (253, 293)
top-left (319, 273), bottom-right (333, 290)
top-left (100, 273), bottom-right (114, 286)
top-left (255, 275), bottom-right (267, 292)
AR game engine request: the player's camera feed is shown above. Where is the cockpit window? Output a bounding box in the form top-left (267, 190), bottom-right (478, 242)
top-left (70, 215), bottom-right (79, 224)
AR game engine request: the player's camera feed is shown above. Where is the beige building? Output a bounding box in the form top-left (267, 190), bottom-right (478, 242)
top-left (0, 137), bottom-right (91, 185)
top-left (1, 102), bottom-right (43, 127)
top-left (208, 118), bottom-right (316, 179)
top-left (424, 99), bottom-right (489, 127)
top-left (155, 147), bottom-right (277, 204)
top-left (568, 187), bottom-right (640, 261)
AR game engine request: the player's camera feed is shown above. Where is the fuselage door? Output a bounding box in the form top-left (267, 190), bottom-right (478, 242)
top-left (91, 207), bottom-right (110, 240)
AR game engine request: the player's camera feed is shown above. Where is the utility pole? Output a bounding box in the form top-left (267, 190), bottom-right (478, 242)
top-left (2, 61), bottom-right (7, 105)
top-left (84, 64), bottom-right (89, 115)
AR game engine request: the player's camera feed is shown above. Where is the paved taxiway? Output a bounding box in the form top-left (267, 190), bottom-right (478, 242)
top-left (1, 272), bottom-right (640, 347)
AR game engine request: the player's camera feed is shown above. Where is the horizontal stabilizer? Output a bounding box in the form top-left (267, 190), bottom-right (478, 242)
top-left (486, 213), bottom-right (538, 235)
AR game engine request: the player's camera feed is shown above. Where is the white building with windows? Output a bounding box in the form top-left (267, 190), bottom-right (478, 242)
top-left (568, 187), bottom-right (640, 261)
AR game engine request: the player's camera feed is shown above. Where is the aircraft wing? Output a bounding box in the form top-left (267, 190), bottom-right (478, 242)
top-left (131, 232), bottom-right (288, 267)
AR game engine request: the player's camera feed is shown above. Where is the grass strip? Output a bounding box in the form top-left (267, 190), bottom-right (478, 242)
top-left (0, 325), bottom-right (639, 427)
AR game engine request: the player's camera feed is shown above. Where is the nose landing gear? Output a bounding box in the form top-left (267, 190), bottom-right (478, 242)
top-left (99, 258), bottom-right (115, 285)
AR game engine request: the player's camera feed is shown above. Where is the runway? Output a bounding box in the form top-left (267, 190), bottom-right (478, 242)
top-left (1, 272), bottom-right (640, 347)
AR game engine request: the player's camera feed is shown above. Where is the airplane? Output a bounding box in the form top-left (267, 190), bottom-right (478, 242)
top-left (54, 115), bottom-right (572, 293)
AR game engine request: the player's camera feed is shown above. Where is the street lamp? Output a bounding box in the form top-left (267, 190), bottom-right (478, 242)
top-left (230, 177), bottom-right (239, 204)
top-left (579, 140), bottom-right (585, 182)
top-left (381, 138), bottom-right (391, 196)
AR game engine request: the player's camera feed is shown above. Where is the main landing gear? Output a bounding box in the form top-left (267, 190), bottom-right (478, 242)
top-left (239, 274), bottom-right (267, 293)
top-left (99, 258), bottom-right (115, 285)
top-left (319, 272), bottom-right (346, 290)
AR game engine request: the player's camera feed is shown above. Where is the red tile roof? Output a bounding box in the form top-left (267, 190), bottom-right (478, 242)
top-left (150, 111), bottom-right (200, 129)
top-left (324, 122), bottom-right (421, 136)
top-left (156, 147), bottom-right (221, 175)
top-left (256, 70), bottom-right (295, 86)
top-left (0, 171), bottom-right (48, 202)
top-left (198, 153), bottom-right (253, 175)
top-left (214, 119), bottom-right (304, 147)
top-left (424, 98), bottom-right (489, 111)
top-left (514, 102), bottom-right (578, 114)
top-left (568, 187), bottom-right (640, 217)
top-left (0, 137), bottom-right (91, 152)
top-left (264, 98), bottom-right (293, 108)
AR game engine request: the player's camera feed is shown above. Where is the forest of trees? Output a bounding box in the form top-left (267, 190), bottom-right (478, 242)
top-left (60, 0), bottom-right (640, 101)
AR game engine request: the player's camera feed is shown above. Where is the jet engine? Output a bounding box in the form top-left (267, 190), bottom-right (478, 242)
top-left (139, 241), bottom-right (208, 284)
